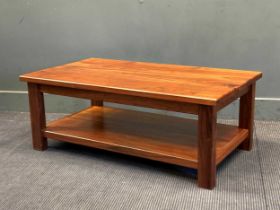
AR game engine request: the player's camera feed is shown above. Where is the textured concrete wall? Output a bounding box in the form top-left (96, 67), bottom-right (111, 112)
top-left (0, 0), bottom-right (279, 119)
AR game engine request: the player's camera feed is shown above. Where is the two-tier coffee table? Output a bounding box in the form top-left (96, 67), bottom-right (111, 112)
top-left (20, 58), bottom-right (262, 189)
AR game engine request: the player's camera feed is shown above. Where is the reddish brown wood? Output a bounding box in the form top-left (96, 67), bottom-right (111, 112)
top-left (19, 57), bottom-right (262, 189)
top-left (198, 105), bottom-right (217, 189)
top-left (216, 85), bottom-right (249, 111)
top-left (27, 83), bottom-right (47, 150)
top-left (44, 106), bottom-right (248, 169)
top-left (216, 128), bottom-right (248, 165)
top-left (19, 58), bottom-right (262, 105)
top-left (91, 100), bottom-right (103, 106)
top-left (238, 83), bottom-right (256, 150)
top-left (40, 85), bottom-right (199, 114)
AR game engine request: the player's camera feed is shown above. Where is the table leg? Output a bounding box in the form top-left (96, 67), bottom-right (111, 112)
top-left (198, 105), bottom-right (217, 189)
top-left (238, 83), bottom-right (256, 151)
top-left (91, 100), bottom-right (103, 106)
top-left (28, 83), bottom-right (47, 150)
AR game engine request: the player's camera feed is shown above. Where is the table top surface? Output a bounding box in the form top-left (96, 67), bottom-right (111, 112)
top-left (20, 58), bottom-right (262, 105)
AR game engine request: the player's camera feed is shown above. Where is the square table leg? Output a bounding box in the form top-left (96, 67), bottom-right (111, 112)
top-left (198, 105), bottom-right (217, 189)
top-left (28, 83), bottom-right (48, 151)
top-left (91, 100), bottom-right (103, 106)
top-left (238, 83), bottom-right (256, 151)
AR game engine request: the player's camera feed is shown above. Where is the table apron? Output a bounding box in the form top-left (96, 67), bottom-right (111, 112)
top-left (39, 84), bottom-right (199, 115)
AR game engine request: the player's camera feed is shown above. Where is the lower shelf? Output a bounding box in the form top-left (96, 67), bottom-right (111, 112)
top-left (44, 106), bottom-right (248, 169)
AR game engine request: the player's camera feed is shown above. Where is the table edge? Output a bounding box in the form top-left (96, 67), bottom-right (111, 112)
top-left (19, 67), bottom-right (262, 106)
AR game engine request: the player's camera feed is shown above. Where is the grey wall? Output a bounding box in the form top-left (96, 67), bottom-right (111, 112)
top-left (0, 0), bottom-right (280, 120)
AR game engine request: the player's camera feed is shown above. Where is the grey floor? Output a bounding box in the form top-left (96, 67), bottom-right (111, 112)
top-left (0, 111), bottom-right (279, 210)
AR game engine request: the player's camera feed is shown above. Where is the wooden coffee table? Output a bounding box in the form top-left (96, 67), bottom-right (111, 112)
top-left (19, 58), bottom-right (262, 189)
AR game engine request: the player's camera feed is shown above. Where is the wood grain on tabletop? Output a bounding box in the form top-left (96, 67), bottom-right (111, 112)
top-left (20, 58), bottom-right (262, 105)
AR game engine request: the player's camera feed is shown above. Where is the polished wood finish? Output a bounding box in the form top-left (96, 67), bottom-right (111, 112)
top-left (44, 107), bottom-right (248, 169)
top-left (27, 83), bottom-right (47, 150)
top-left (216, 85), bottom-right (249, 111)
top-left (238, 83), bottom-right (256, 150)
top-left (20, 58), bottom-right (262, 105)
top-left (40, 85), bottom-right (199, 114)
top-left (20, 57), bottom-right (262, 189)
top-left (198, 106), bottom-right (217, 189)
